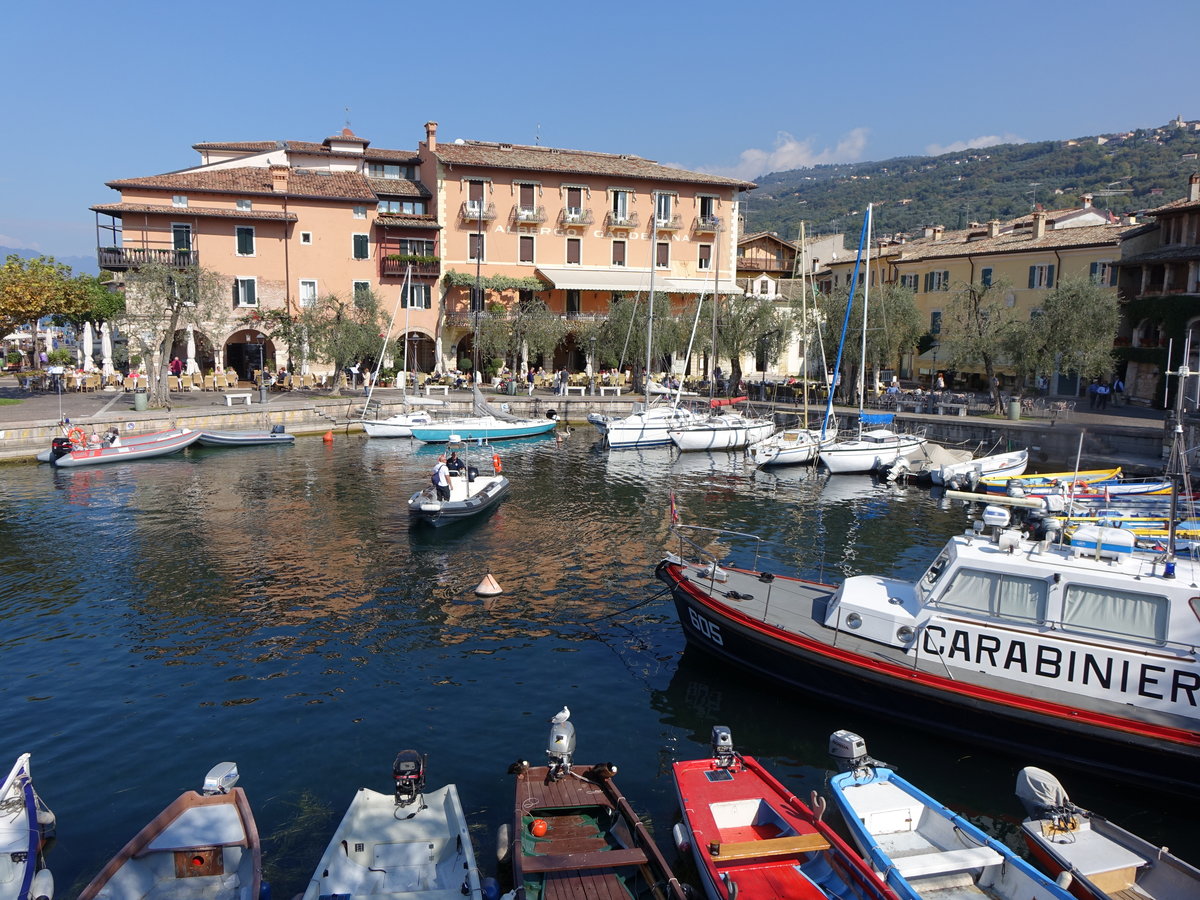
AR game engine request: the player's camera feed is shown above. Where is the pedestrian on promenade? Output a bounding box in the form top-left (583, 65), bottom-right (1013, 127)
top-left (1087, 379), bottom-right (1100, 409)
top-left (1096, 381), bottom-right (1111, 410)
top-left (1113, 376), bottom-right (1125, 406)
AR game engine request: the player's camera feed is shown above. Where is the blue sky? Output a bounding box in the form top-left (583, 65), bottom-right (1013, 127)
top-left (2, 0), bottom-right (1195, 261)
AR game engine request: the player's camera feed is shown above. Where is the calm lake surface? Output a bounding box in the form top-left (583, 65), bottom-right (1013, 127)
top-left (1, 433), bottom-right (1193, 896)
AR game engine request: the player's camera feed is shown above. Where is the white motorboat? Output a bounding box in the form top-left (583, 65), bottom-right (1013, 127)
top-left (1016, 766), bottom-right (1200, 900)
top-left (668, 412), bottom-right (776, 452)
top-left (407, 439), bottom-right (510, 527)
top-left (818, 426), bottom-right (927, 474)
top-left (748, 428), bottom-right (831, 467)
top-left (362, 409), bottom-right (437, 438)
top-left (590, 403), bottom-right (706, 449)
top-left (78, 762), bottom-right (260, 900)
top-left (827, 732), bottom-right (1072, 900)
top-left (300, 751), bottom-right (483, 900)
top-left (1, 754), bottom-right (55, 900)
top-left (929, 447), bottom-right (1028, 489)
top-left (37, 427), bottom-right (201, 467)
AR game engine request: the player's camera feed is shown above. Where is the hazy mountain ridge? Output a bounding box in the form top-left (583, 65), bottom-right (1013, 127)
top-left (1, 246), bottom-right (98, 275)
top-left (744, 122), bottom-right (1200, 241)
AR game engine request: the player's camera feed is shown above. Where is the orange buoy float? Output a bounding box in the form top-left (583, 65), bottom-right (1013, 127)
top-left (323, 431), bottom-right (334, 443)
top-left (492, 452), bottom-right (502, 474)
top-left (530, 819), bottom-right (548, 837)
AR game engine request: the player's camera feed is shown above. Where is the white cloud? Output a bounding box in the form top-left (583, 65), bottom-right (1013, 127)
top-left (924, 133), bottom-right (1025, 156)
top-left (693, 128), bottom-right (871, 181)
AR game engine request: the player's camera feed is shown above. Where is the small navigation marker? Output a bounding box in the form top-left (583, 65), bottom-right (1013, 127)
top-left (475, 572), bottom-right (502, 597)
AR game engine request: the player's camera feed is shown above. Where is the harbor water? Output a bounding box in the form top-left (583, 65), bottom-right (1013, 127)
top-left (1, 433), bottom-right (1193, 896)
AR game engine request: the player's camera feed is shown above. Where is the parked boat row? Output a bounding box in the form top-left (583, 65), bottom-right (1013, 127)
top-left (36, 426), bottom-right (294, 467)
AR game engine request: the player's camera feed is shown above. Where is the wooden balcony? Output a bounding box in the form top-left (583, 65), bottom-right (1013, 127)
top-left (98, 247), bottom-right (197, 270)
top-left (459, 201), bottom-right (497, 222)
top-left (380, 256), bottom-right (440, 278)
top-left (559, 208), bottom-right (594, 227)
top-left (605, 211), bottom-right (639, 231)
top-left (737, 256), bottom-right (793, 273)
top-left (512, 206), bottom-right (546, 225)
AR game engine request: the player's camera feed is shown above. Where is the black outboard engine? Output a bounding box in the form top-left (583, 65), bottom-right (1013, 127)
top-left (392, 750), bottom-right (427, 807)
top-left (711, 725), bottom-right (738, 769)
top-left (271, 424), bottom-right (286, 435)
top-left (546, 409), bottom-right (558, 421)
top-left (50, 437), bottom-right (73, 461)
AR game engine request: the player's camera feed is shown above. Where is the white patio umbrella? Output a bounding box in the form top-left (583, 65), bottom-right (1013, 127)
top-left (101, 322), bottom-right (114, 377)
top-left (185, 325), bottom-right (201, 375)
top-left (81, 321), bottom-right (95, 371)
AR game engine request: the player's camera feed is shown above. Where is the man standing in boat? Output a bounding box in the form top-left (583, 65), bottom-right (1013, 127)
top-left (431, 454), bottom-right (451, 501)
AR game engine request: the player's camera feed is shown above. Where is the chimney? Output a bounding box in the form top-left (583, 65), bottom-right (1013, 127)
top-left (932, 225), bottom-right (944, 241)
top-left (1082, 193), bottom-right (1093, 208)
top-left (923, 225), bottom-right (936, 239)
top-left (1032, 211), bottom-right (1047, 239)
top-left (1190, 172), bottom-right (1200, 202)
top-left (269, 164), bottom-right (289, 193)
top-left (425, 121), bottom-right (438, 152)
top-left (987, 219), bottom-right (1001, 238)
top-left (1125, 213), bottom-right (1138, 225)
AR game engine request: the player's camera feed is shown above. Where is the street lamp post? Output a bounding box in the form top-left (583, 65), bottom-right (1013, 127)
top-left (589, 336), bottom-right (597, 396)
top-left (257, 335), bottom-right (268, 404)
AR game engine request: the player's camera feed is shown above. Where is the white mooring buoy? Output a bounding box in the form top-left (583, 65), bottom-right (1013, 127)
top-left (475, 572), bottom-right (503, 597)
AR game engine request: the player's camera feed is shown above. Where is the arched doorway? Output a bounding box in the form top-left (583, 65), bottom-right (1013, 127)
top-left (169, 328), bottom-right (215, 375)
top-left (398, 331), bottom-right (436, 373)
top-left (226, 329), bottom-right (277, 381)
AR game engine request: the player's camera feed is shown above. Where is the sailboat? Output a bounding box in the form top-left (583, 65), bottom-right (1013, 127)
top-left (818, 205), bottom-right (926, 474)
top-left (362, 265), bottom-right (444, 438)
top-left (590, 195), bottom-right (706, 449)
top-left (749, 222), bottom-right (835, 467)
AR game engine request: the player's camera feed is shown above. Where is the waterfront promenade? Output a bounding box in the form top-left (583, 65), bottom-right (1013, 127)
top-left (0, 374), bottom-right (1170, 470)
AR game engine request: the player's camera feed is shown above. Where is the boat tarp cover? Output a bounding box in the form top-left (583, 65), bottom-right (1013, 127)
top-left (472, 386), bottom-right (522, 422)
top-left (860, 413), bottom-right (895, 426)
top-left (1015, 766), bottom-right (1071, 817)
top-left (917, 443), bottom-right (974, 467)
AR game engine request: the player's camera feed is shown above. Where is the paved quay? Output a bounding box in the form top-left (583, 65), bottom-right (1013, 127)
top-left (0, 375), bottom-right (1171, 472)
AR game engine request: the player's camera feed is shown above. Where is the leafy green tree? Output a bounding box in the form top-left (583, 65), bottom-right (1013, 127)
top-left (594, 296), bottom-right (691, 391)
top-left (238, 308), bottom-right (304, 373)
top-left (938, 279), bottom-right (1021, 414)
top-left (299, 289), bottom-right (388, 395)
top-left (1006, 275), bottom-right (1117, 387)
top-left (0, 255), bottom-right (93, 350)
top-left (118, 261), bottom-right (232, 406)
top-left (820, 283), bottom-right (921, 403)
top-left (705, 293), bottom-right (794, 389)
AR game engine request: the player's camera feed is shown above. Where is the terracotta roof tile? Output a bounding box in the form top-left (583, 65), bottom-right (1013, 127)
top-left (374, 214), bottom-right (441, 230)
top-left (890, 222), bottom-right (1131, 262)
top-left (433, 141), bottom-right (755, 189)
top-left (192, 141), bottom-right (281, 152)
top-left (90, 202), bottom-right (297, 222)
top-left (367, 177), bottom-right (432, 198)
top-left (106, 167), bottom-right (377, 201)
top-left (1145, 196), bottom-right (1200, 215)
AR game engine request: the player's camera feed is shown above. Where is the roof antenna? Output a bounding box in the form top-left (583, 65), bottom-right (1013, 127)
top-left (344, 106), bottom-right (351, 130)
top-left (535, 123), bottom-right (540, 145)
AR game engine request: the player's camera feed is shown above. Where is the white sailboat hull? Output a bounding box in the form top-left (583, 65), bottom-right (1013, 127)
top-left (749, 429), bottom-right (830, 467)
top-left (596, 406), bottom-right (705, 449)
top-left (819, 430), bottom-right (927, 474)
top-left (668, 417), bottom-right (776, 452)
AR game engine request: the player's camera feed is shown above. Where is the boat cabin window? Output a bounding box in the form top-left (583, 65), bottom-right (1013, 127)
top-left (1061, 584), bottom-right (1168, 644)
top-left (935, 568), bottom-right (1047, 622)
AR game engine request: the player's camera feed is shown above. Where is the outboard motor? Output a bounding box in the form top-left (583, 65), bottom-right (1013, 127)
top-left (1005, 478), bottom-right (1026, 498)
top-left (271, 424), bottom-right (286, 435)
top-left (546, 409), bottom-right (558, 421)
top-left (393, 749), bottom-right (427, 807)
top-left (828, 730), bottom-right (888, 774)
top-left (50, 437), bottom-right (73, 461)
top-left (711, 725), bottom-right (737, 768)
top-left (201, 762), bottom-right (240, 795)
top-left (1015, 766), bottom-right (1079, 831)
top-left (546, 718), bottom-right (575, 781)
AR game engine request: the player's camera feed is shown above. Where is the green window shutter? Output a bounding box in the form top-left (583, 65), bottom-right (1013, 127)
top-left (1089, 262), bottom-right (1099, 280)
top-left (1028, 266), bottom-right (1037, 289)
top-left (1109, 266), bottom-right (1118, 287)
top-left (942, 270), bottom-right (950, 290)
top-left (1047, 264), bottom-right (1055, 288)
top-left (354, 234), bottom-right (369, 259)
top-left (236, 227), bottom-right (253, 255)
top-left (923, 273), bottom-right (930, 293)
top-left (981, 268), bottom-right (992, 287)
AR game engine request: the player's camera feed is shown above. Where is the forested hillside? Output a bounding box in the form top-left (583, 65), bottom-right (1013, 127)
top-left (744, 122), bottom-right (1200, 242)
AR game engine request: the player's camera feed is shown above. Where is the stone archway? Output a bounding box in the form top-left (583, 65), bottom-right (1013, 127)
top-left (225, 328), bottom-right (277, 382)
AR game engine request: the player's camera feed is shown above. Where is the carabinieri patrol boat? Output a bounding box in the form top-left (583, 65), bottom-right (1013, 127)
top-left (657, 368), bottom-right (1200, 793)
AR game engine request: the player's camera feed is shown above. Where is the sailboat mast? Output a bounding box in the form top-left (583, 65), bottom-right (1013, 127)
top-left (645, 194), bottom-right (660, 408)
top-left (362, 264), bottom-right (411, 417)
top-left (857, 204), bottom-right (873, 422)
top-left (820, 207), bottom-right (872, 440)
top-left (797, 221), bottom-right (810, 421)
top-left (710, 217), bottom-right (720, 401)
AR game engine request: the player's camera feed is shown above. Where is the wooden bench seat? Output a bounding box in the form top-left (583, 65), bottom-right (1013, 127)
top-left (710, 832), bottom-right (832, 862)
top-left (893, 846), bottom-right (1002, 878)
top-left (521, 847), bottom-right (648, 874)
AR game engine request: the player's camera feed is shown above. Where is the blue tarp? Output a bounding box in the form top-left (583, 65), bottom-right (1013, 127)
top-left (860, 413), bottom-right (895, 425)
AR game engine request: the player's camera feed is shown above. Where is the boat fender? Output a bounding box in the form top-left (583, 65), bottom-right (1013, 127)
top-left (30, 868), bottom-right (53, 900)
top-left (495, 823), bottom-right (511, 864)
top-left (481, 877), bottom-right (500, 900)
top-left (672, 822), bottom-right (691, 853)
top-left (1055, 872), bottom-right (1074, 889)
top-left (258, 881), bottom-right (271, 900)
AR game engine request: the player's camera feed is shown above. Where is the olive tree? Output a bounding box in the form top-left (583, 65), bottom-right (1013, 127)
top-left (820, 283), bottom-right (921, 404)
top-left (938, 279), bottom-right (1023, 414)
top-left (299, 289), bottom-right (389, 395)
top-left (119, 261), bottom-right (232, 406)
top-left (1005, 275), bottom-right (1117, 387)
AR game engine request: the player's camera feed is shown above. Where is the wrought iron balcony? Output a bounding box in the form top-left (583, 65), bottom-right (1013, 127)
top-left (97, 247), bottom-right (198, 270)
top-left (692, 215), bottom-right (721, 233)
top-left (604, 211), bottom-right (639, 231)
top-left (559, 208), bottom-right (594, 227)
top-left (654, 214), bottom-right (683, 231)
top-left (459, 201), bottom-right (497, 222)
top-left (381, 255), bottom-right (440, 278)
top-left (512, 206), bottom-right (546, 225)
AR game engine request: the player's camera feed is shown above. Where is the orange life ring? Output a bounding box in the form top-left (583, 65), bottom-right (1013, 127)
top-left (66, 426), bottom-right (87, 446)
top-left (492, 452), bottom-right (502, 474)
